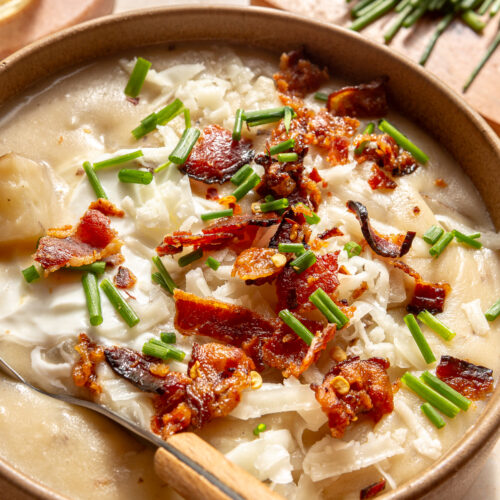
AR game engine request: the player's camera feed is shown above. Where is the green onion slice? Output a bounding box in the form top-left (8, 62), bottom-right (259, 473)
top-left (169, 128), bottom-right (200, 165)
top-left (118, 169), bottom-right (153, 185)
top-left (417, 310), bottom-right (456, 341)
top-left (259, 198), bottom-right (289, 213)
top-left (206, 256), bottom-right (221, 271)
top-left (124, 57), bottom-right (151, 98)
top-left (232, 108), bottom-right (244, 141)
top-left (231, 172), bottom-right (261, 201)
top-left (230, 164), bottom-right (253, 186)
top-left (452, 229), bottom-right (482, 249)
top-left (429, 231), bottom-right (453, 257)
top-left (82, 272), bottom-right (103, 326)
top-left (156, 99), bottom-right (185, 126)
top-left (253, 423), bottom-right (267, 436)
top-left (420, 371), bottom-right (471, 411)
top-left (378, 119), bottom-right (429, 164)
top-left (485, 298), bottom-right (500, 321)
top-left (160, 331), bottom-right (177, 344)
top-left (278, 243), bottom-right (305, 255)
top-left (178, 249), bottom-right (203, 267)
top-left (100, 278), bottom-right (140, 327)
top-left (423, 225), bottom-right (444, 245)
top-left (183, 108), bottom-right (191, 129)
top-left (277, 152), bottom-right (298, 163)
top-left (278, 309), bottom-right (314, 346)
top-left (269, 139), bottom-right (295, 156)
top-left (93, 150), bottom-right (144, 170)
top-left (152, 256), bottom-right (177, 295)
top-left (421, 402), bottom-right (446, 429)
top-left (344, 241), bottom-right (362, 258)
top-left (201, 209), bottom-right (233, 222)
top-left (22, 265), bottom-right (40, 283)
top-left (83, 161), bottom-right (107, 200)
top-left (290, 250), bottom-right (317, 274)
top-left (244, 107), bottom-right (289, 125)
top-left (403, 313), bottom-right (436, 364)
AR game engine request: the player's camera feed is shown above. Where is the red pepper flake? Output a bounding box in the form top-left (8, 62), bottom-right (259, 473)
top-left (360, 478), bottom-right (386, 499)
top-left (413, 206), bottom-right (421, 215)
top-left (435, 178), bottom-right (447, 188)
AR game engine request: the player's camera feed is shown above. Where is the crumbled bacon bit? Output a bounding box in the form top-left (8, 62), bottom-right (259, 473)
top-left (88, 198), bottom-right (125, 217)
top-left (318, 227), bottom-right (344, 240)
top-left (312, 357), bottom-right (394, 438)
top-left (180, 124), bottom-right (254, 184)
top-left (327, 78), bottom-right (388, 118)
top-left (436, 355), bottom-right (494, 400)
top-left (339, 265), bottom-right (350, 275)
top-left (72, 333), bottom-right (105, 395)
top-left (360, 478), bottom-right (386, 499)
top-left (206, 187), bottom-right (219, 200)
top-left (113, 266), bottom-right (137, 289)
top-left (435, 178), bottom-right (447, 188)
top-left (273, 49), bottom-right (328, 97)
top-left (232, 247), bottom-right (285, 284)
top-left (368, 166), bottom-right (397, 190)
top-left (152, 402), bottom-right (192, 439)
top-left (413, 206), bottom-right (421, 215)
top-left (309, 167), bottom-right (323, 183)
top-left (352, 281), bottom-right (369, 300)
top-left (348, 200), bottom-right (415, 258)
top-left (126, 96), bottom-right (140, 105)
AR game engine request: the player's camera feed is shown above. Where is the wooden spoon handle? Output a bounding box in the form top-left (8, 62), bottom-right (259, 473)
top-left (154, 432), bottom-right (284, 500)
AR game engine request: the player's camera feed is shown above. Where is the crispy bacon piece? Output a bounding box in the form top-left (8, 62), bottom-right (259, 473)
top-left (368, 166), bottom-right (397, 190)
top-left (273, 49), bottom-right (328, 97)
top-left (156, 213), bottom-right (280, 256)
top-left (276, 252), bottom-right (339, 311)
top-left (268, 214), bottom-right (310, 249)
top-left (232, 247), bottom-right (285, 284)
top-left (72, 333), bottom-right (105, 395)
top-left (88, 198), bottom-right (124, 217)
top-left (318, 227), bottom-right (344, 240)
top-left (152, 402), bottom-right (192, 439)
top-left (206, 187), bottom-right (219, 200)
top-left (180, 125), bottom-right (254, 184)
top-left (35, 207), bottom-right (123, 273)
top-left (347, 200), bottom-right (415, 258)
top-left (436, 355), bottom-right (494, 400)
top-left (327, 78), bottom-right (388, 118)
top-left (360, 479), bottom-right (386, 499)
top-left (113, 266), bottom-right (137, 289)
top-left (312, 357), bottom-right (394, 438)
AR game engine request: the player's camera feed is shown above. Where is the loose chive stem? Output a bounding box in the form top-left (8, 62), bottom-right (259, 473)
top-left (178, 249), bottom-right (203, 267)
top-left (264, 194), bottom-right (275, 203)
top-left (277, 152), bottom-right (299, 162)
top-left (244, 107), bottom-right (287, 125)
top-left (350, 0), bottom-right (399, 31)
top-left (278, 309), bottom-right (314, 345)
top-left (404, 314), bottom-right (436, 364)
top-left (183, 108), bottom-right (191, 129)
top-left (401, 372), bottom-right (461, 418)
top-left (490, 0), bottom-right (500, 15)
top-left (452, 229), bottom-right (482, 249)
top-left (395, 0), bottom-right (411, 11)
top-left (232, 172), bottom-right (261, 201)
top-left (253, 423), bottom-right (267, 436)
top-left (132, 114), bottom-right (157, 140)
top-left (93, 150), bottom-right (144, 170)
top-left (403, 0), bottom-right (431, 28)
top-left (429, 231), bottom-right (453, 257)
top-left (118, 169), bottom-right (153, 185)
top-left (169, 128), bottom-right (200, 165)
top-left (295, 203), bottom-right (321, 224)
top-left (419, 13), bottom-right (454, 66)
top-left (478, 0), bottom-right (494, 15)
top-left (201, 209), bottom-right (233, 221)
top-left (100, 278), bottom-right (139, 327)
top-left (423, 225), bottom-right (444, 245)
top-left (378, 120), bottom-right (429, 164)
top-left (463, 29), bottom-right (500, 92)
top-left (417, 310), bottom-right (456, 341)
top-left (355, 0), bottom-right (386, 18)
top-left (259, 198), bottom-right (289, 213)
top-left (82, 272), bottom-right (103, 326)
top-left (232, 109), bottom-right (244, 141)
top-left (156, 98), bottom-right (185, 126)
top-left (149, 339), bottom-right (186, 361)
top-left (154, 160), bottom-right (171, 174)
top-left (66, 261), bottom-right (106, 275)
top-left (269, 139), bottom-right (295, 156)
top-left (143, 342), bottom-right (169, 359)
top-left (309, 289), bottom-right (348, 328)
top-left (152, 272), bottom-right (172, 292)
top-left (314, 92), bottom-right (329, 102)
top-left (22, 265), bottom-right (40, 283)
top-left (344, 241), bottom-right (362, 258)
top-left (161, 331), bottom-right (177, 344)
top-left (152, 256), bottom-right (177, 294)
top-left (284, 106), bottom-right (293, 134)
top-left (124, 57), bottom-right (151, 98)
top-left (352, 0), bottom-right (378, 16)
top-left (278, 243), bottom-right (305, 254)
top-left (354, 140), bottom-right (370, 155)
top-left (421, 371), bottom-right (471, 411)
top-left (83, 161), bottom-right (107, 199)
top-left (384, 4), bottom-right (414, 42)
top-left (363, 123), bottom-right (375, 134)
top-left (461, 9), bottom-right (486, 33)
top-left (421, 402), bottom-right (446, 429)
top-left (290, 250), bottom-right (317, 273)
top-left (230, 164), bottom-right (253, 186)
top-left (206, 256), bottom-right (221, 271)
top-left (485, 298), bottom-right (500, 321)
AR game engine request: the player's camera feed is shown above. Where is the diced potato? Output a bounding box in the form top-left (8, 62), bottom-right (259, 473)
top-left (0, 153), bottom-right (62, 246)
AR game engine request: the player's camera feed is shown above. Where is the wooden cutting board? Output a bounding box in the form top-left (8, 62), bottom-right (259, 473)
top-left (253, 0), bottom-right (500, 135)
top-left (0, 0), bottom-right (114, 60)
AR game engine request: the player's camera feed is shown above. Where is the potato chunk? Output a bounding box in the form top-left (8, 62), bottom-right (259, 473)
top-left (0, 153), bottom-right (62, 246)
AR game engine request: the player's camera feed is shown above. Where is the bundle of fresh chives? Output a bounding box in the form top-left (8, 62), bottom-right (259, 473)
top-left (420, 371), bottom-right (471, 410)
top-left (100, 279), bottom-right (140, 327)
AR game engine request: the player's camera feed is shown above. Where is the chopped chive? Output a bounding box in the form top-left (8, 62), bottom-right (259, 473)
top-left (351, 0), bottom-right (378, 16)
top-left (232, 108), bottom-right (244, 141)
top-left (284, 106), bottom-right (293, 133)
top-left (118, 169), bottom-right (153, 185)
top-left (278, 243), bottom-right (305, 254)
top-left (309, 288), bottom-right (349, 328)
top-left (161, 331), bottom-right (177, 344)
top-left (232, 172), bottom-right (261, 201)
top-left (278, 309), bottom-right (314, 346)
top-left (354, 140), bottom-right (371, 156)
top-left (269, 139), bottom-right (295, 156)
top-left (423, 225), bottom-right (444, 245)
top-left (82, 272), bottom-right (103, 326)
top-left (355, 0), bottom-right (386, 18)
top-left (417, 310), bottom-right (456, 341)
top-left (132, 115), bottom-right (157, 140)
top-left (429, 231), bottom-right (453, 257)
top-left (404, 314), bottom-right (436, 364)
top-left (183, 108), bottom-right (191, 129)
top-left (402, 372), bottom-right (460, 418)
top-left (420, 371), bottom-right (471, 411)
top-left (142, 342), bottom-right (169, 359)
top-left (178, 249), bottom-right (203, 267)
top-left (100, 278), bottom-right (139, 327)
top-left (124, 57), bottom-right (151, 98)
top-left (230, 164), bottom-right (253, 186)
top-left (378, 120), bottom-right (429, 164)
top-left (314, 92), bottom-right (329, 102)
top-left (264, 194), bottom-right (275, 203)
top-left (206, 256), bottom-right (221, 271)
top-left (363, 123), bottom-right (375, 135)
top-left (152, 272), bottom-right (171, 292)
top-left (156, 98), bottom-right (185, 126)
top-left (149, 339), bottom-right (186, 361)
top-left (419, 13), bottom-right (454, 66)
top-left (344, 241), bottom-right (362, 258)
top-left (277, 152), bottom-right (298, 162)
top-left (154, 160), bottom-right (171, 174)
top-left (421, 402), bottom-right (446, 429)
top-left (246, 117), bottom-right (284, 127)
top-left (66, 262), bottom-right (106, 275)
top-left (83, 161), bottom-right (107, 200)
top-left (244, 107), bottom-right (287, 125)
top-left (485, 298), bottom-right (500, 321)
top-left (152, 256), bottom-right (177, 295)
top-left (259, 198), bottom-right (289, 213)
top-left (201, 209), bottom-right (233, 221)
top-left (290, 250), bottom-right (317, 273)
top-left (93, 150), bottom-right (144, 170)
top-left (253, 423), bottom-right (267, 436)
top-left (384, 4), bottom-right (414, 43)
top-left (294, 203), bottom-right (321, 225)
top-left (22, 265), bottom-right (40, 283)
top-left (452, 229), bottom-right (482, 249)
top-left (169, 128), bottom-right (200, 165)
top-left (350, 0), bottom-right (398, 31)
